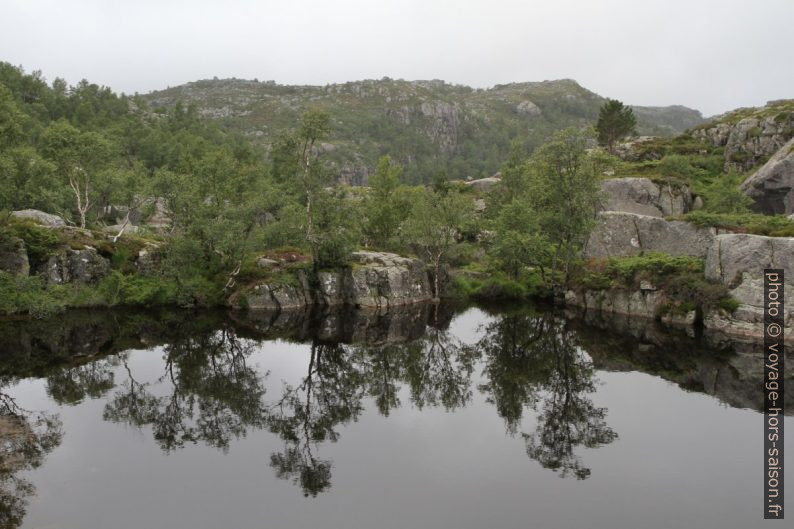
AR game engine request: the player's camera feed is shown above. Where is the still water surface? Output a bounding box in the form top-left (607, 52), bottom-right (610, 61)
top-left (1, 304), bottom-right (791, 528)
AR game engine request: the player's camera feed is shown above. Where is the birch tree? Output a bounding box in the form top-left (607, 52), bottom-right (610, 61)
top-left (40, 120), bottom-right (112, 228)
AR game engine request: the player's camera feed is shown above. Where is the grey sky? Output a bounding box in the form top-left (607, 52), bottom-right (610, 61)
top-left (1, 0), bottom-right (792, 116)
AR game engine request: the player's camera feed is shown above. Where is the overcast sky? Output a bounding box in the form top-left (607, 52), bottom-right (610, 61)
top-left (1, 0), bottom-right (792, 116)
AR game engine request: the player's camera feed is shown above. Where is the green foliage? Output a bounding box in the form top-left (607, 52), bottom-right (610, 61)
top-left (718, 297), bottom-right (740, 313)
top-left (569, 253), bottom-right (734, 314)
top-left (452, 269), bottom-right (546, 300)
top-left (362, 156), bottom-right (407, 248)
top-left (571, 253), bottom-right (703, 291)
top-left (401, 187), bottom-right (474, 296)
top-left (491, 200), bottom-right (548, 280)
top-left (312, 189), bottom-right (359, 269)
top-left (596, 99), bottom-right (636, 152)
top-left (658, 154), bottom-right (702, 181)
top-left (524, 128), bottom-right (605, 285)
top-left (0, 272), bottom-right (65, 317)
top-left (604, 253), bottom-right (704, 283)
top-left (3, 219), bottom-right (61, 264)
top-left (698, 171), bottom-right (754, 214)
top-left (682, 211), bottom-right (794, 236)
top-left (140, 76), bottom-right (701, 184)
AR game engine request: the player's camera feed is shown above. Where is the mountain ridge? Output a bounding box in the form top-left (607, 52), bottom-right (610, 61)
top-left (142, 77), bottom-right (704, 184)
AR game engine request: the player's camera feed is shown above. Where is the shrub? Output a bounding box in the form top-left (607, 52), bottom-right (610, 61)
top-left (0, 272), bottom-right (65, 317)
top-left (718, 297), bottom-right (740, 313)
top-left (453, 269), bottom-right (547, 300)
top-left (683, 211), bottom-right (794, 236)
top-left (569, 253), bottom-right (731, 314)
top-left (4, 220), bottom-right (61, 265)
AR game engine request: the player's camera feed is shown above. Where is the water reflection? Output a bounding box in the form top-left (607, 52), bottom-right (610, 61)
top-left (477, 310), bottom-right (617, 479)
top-left (0, 303), bottom-right (791, 522)
top-left (0, 387), bottom-right (62, 527)
top-left (268, 342), bottom-right (359, 496)
top-left (102, 327), bottom-right (268, 452)
top-left (265, 309), bottom-right (477, 496)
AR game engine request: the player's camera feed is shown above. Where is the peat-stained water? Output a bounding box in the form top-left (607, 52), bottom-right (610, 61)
top-left (0, 303), bottom-right (791, 529)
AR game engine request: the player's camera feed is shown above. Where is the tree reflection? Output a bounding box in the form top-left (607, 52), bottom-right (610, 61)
top-left (478, 310), bottom-right (617, 479)
top-left (266, 323), bottom-right (477, 496)
top-left (478, 312), bottom-right (554, 433)
top-left (267, 342), bottom-right (364, 496)
top-left (0, 389), bottom-right (62, 528)
top-left (103, 327), bottom-right (268, 452)
top-left (46, 359), bottom-right (117, 405)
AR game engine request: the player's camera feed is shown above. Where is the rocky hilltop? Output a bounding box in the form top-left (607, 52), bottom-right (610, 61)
top-left (142, 78), bottom-right (704, 184)
top-left (691, 99), bottom-right (794, 171)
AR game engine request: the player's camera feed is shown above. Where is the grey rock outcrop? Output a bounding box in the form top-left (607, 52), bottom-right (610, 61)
top-left (600, 177), bottom-right (692, 217)
top-left (242, 251), bottom-right (432, 311)
top-left (564, 287), bottom-right (696, 332)
top-left (704, 234), bottom-right (794, 339)
top-left (741, 137), bottom-right (794, 215)
top-left (0, 236), bottom-right (30, 276)
top-left (134, 244), bottom-right (162, 275)
top-left (144, 198), bottom-right (172, 230)
top-left (348, 251), bottom-right (432, 308)
top-left (584, 212), bottom-right (716, 258)
top-left (612, 136), bottom-right (663, 162)
top-left (11, 209), bottom-right (66, 227)
top-left (103, 224), bottom-right (140, 236)
top-left (256, 257), bottom-right (279, 268)
top-left (465, 176), bottom-right (501, 193)
top-left (692, 107), bottom-right (794, 171)
top-left (37, 247), bottom-right (111, 284)
top-left (246, 271), bottom-right (313, 311)
top-left (565, 288), bottom-right (663, 320)
top-left (516, 100), bottom-right (541, 117)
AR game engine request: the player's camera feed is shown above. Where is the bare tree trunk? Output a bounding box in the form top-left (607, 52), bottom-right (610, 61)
top-left (224, 261), bottom-right (242, 292)
top-left (69, 172), bottom-right (90, 229)
top-left (113, 213), bottom-right (130, 243)
top-left (433, 253), bottom-right (442, 301)
top-left (111, 213), bottom-right (130, 243)
top-left (301, 139), bottom-right (318, 264)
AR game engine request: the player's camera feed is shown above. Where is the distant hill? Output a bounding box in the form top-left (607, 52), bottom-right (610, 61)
top-left (143, 77), bottom-right (704, 184)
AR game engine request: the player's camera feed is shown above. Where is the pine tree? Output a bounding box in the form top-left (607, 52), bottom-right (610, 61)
top-left (596, 99), bottom-right (636, 153)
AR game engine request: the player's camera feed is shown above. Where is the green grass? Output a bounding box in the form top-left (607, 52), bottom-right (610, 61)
top-left (452, 268), bottom-right (548, 300)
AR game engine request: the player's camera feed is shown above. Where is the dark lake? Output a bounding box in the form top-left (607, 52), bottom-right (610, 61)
top-left (1, 303), bottom-right (791, 529)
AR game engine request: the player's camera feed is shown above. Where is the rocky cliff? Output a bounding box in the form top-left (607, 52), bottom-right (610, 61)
top-left (599, 177), bottom-right (693, 217)
top-left (741, 136), bottom-right (794, 215)
top-left (585, 178), bottom-right (708, 259)
top-left (584, 211), bottom-right (715, 259)
top-left (241, 251), bottom-right (433, 311)
top-left (704, 233), bottom-right (794, 339)
top-left (572, 231), bottom-right (794, 342)
top-left (564, 286), bottom-right (696, 329)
